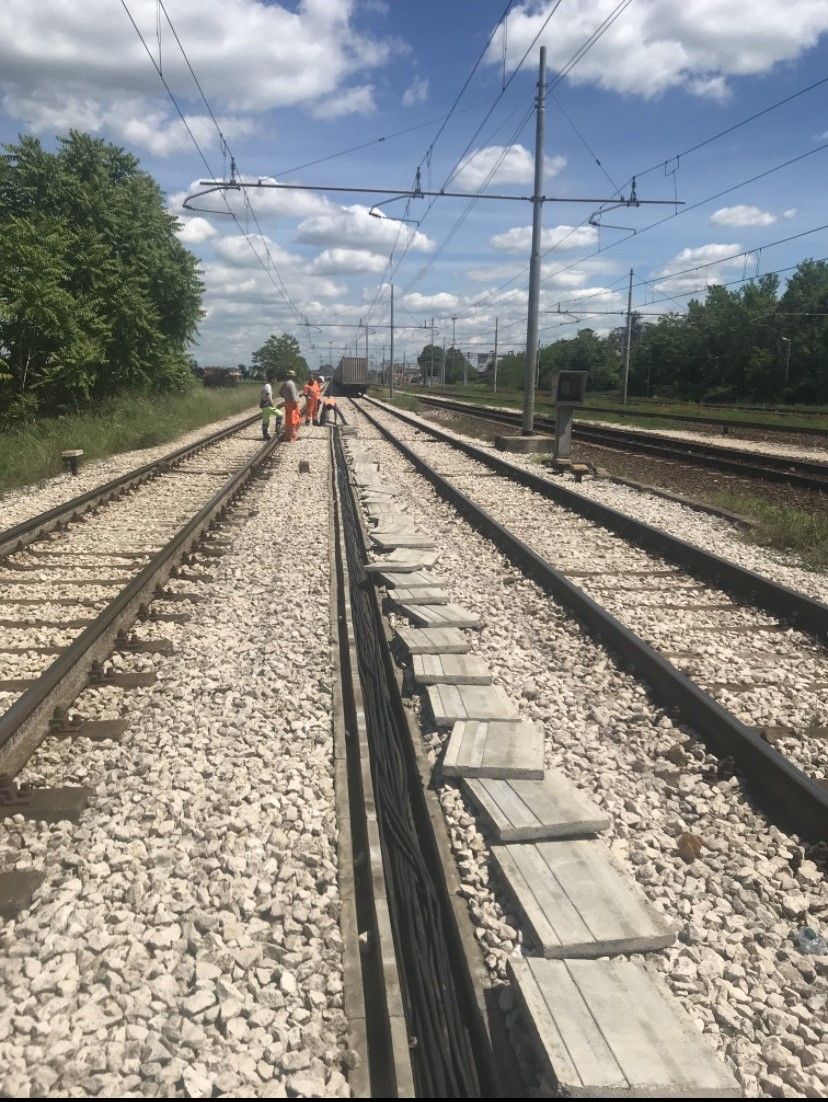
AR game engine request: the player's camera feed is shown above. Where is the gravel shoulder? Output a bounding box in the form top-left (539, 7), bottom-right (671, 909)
top-left (0, 428), bottom-right (353, 1098)
top-left (0, 408), bottom-right (257, 531)
top-left (349, 401), bottom-right (828, 1099)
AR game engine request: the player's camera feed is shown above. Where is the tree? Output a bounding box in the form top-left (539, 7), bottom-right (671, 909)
top-left (0, 131), bottom-right (203, 420)
top-left (444, 347), bottom-right (470, 384)
top-left (416, 343), bottom-right (444, 386)
top-left (251, 332), bottom-right (308, 383)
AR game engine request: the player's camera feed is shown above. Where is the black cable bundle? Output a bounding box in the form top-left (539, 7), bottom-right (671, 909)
top-left (335, 439), bottom-right (482, 1098)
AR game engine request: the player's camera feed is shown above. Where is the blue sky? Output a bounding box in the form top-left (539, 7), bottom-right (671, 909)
top-left (2, 0), bottom-right (827, 369)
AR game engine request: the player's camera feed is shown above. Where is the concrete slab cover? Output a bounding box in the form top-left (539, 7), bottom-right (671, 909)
top-left (391, 587), bottom-right (448, 605)
top-left (463, 774), bottom-right (610, 842)
top-left (508, 956), bottom-right (741, 1097)
top-left (396, 627), bottom-right (472, 654)
top-left (372, 532), bottom-right (437, 549)
top-left (412, 653), bottom-right (493, 685)
top-left (492, 839), bottom-right (676, 958)
top-left (398, 603), bottom-right (481, 628)
top-left (443, 718), bottom-right (544, 778)
top-left (384, 548), bottom-right (440, 570)
top-left (429, 684), bottom-right (520, 727)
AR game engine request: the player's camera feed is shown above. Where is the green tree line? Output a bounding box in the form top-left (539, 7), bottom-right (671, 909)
top-left (0, 132), bottom-right (203, 424)
top-left (480, 261), bottom-right (828, 403)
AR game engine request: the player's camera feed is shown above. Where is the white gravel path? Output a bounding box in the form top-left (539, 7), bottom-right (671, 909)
top-left (348, 402), bottom-right (827, 1100)
top-left (0, 408), bottom-right (257, 531)
top-left (0, 427), bottom-right (353, 1098)
top-left (365, 402), bottom-right (828, 781)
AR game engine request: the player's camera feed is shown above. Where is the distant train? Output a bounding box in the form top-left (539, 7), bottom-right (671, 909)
top-left (333, 356), bottom-right (368, 396)
top-left (201, 367), bottom-right (241, 388)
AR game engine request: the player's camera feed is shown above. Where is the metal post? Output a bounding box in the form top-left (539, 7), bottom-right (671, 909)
top-left (782, 337), bottom-right (792, 386)
top-left (492, 317), bottom-right (499, 393)
top-left (622, 267), bottom-right (633, 405)
top-left (430, 317), bottom-right (435, 388)
top-left (389, 283), bottom-right (395, 398)
top-left (442, 337), bottom-right (446, 388)
top-left (522, 46), bottom-right (547, 436)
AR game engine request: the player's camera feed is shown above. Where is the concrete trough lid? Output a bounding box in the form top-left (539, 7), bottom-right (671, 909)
top-left (492, 839), bottom-right (676, 959)
top-left (371, 532), bottom-right (437, 549)
top-left (442, 718), bottom-right (544, 779)
top-left (463, 774), bottom-right (610, 842)
top-left (508, 956), bottom-right (741, 1097)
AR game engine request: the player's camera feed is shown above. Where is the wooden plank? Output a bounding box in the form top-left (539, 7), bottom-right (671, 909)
top-left (428, 684), bottom-right (520, 727)
top-left (375, 569), bottom-right (446, 589)
top-left (463, 774), bottom-right (610, 841)
top-left (493, 840), bottom-right (676, 958)
top-left (442, 719), bottom-right (543, 779)
top-left (509, 957), bottom-right (740, 1097)
top-left (390, 587), bottom-right (448, 605)
top-left (398, 603), bottom-right (481, 629)
top-left (371, 532), bottom-right (437, 549)
top-left (395, 627), bottom-right (471, 654)
top-left (411, 653), bottom-right (492, 685)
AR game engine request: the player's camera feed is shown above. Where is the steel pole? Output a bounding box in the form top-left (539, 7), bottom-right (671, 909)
top-left (389, 283), bottom-right (394, 398)
top-left (622, 267), bottom-right (633, 405)
top-left (522, 46), bottom-right (547, 435)
top-left (493, 317), bottom-right (499, 393)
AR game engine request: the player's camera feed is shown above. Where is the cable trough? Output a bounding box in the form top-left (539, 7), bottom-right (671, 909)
top-left (356, 397), bottom-right (828, 843)
top-left (331, 428), bottom-right (494, 1097)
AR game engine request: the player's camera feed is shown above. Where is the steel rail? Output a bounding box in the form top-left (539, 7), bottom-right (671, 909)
top-left (355, 398), bottom-right (828, 841)
top-left (365, 397), bottom-right (828, 645)
top-left (577, 404), bottom-right (828, 438)
top-left (0, 410), bottom-right (262, 559)
top-left (0, 432), bottom-right (280, 781)
top-left (404, 393), bottom-right (828, 493)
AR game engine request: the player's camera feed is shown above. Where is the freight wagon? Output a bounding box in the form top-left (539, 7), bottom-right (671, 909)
top-left (333, 356), bottom-right (368, 396)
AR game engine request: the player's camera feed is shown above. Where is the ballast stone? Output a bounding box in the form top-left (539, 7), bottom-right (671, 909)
top-left (493, 839), bottom-right (676, 958)
top-left (509, 956), bottom-right (741, 1097)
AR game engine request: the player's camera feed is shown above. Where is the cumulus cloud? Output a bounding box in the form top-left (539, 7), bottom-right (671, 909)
top-left (0, 0), bottom-right (394, 153)
top-left (490, 223), bottom-right (599, 253)
top-left (488, 1), bottom-right (828, 98)
top-left (167, 177), bottom-right (336, 222)
top-left (710, 204), bottom-right (776, 227)
top-left (175, 215), bottom-right (218, 245)
top-left (311, 84), bottom-right (376, 119)
top-left (295, 204), bottom-right (434, 252)
top-left (452, 145), bottom-right (566, 189)
top-left (402, 291), bottom-right (460, 312)
top-left (402, 76), bottom-right (429, 106)
top-left (654, 242), bottom-right (743, 294)
top-left (310, 248), bottom-right (388, 274)
top-left (784, 208), bottom-right (798, 219)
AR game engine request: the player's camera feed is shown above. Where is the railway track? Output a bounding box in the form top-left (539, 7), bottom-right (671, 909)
top-left (405, 393), bottom-right (828, 493)
top-left (0, 416), bottom-right (273, 783)
top-left (356, 396), bottom-right (828, 840)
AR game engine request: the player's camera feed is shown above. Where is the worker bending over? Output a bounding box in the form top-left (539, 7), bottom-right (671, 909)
top-left (280, 370), bottom-right (301, 443)
top-left (260, 402), bottom-right (283, 440)
top-left (319, 394), bottom-right (342, 425)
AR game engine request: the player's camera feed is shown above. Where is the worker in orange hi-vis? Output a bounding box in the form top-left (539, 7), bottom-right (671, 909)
top-left (280, 370), bottom-right (301, 442)
top-left (302, 379), bottom-right (314, 424)
top-left (304, 375), bottom-right (322, 425)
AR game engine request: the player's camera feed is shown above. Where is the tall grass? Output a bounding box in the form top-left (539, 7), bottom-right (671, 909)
top-left (0, 384), bottom-right (258, 497)
top-left (710, 492), bottom-right (828, 573)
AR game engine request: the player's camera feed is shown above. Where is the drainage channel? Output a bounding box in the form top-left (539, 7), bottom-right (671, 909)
top-left (331, 427), bottom-right (496, 1097)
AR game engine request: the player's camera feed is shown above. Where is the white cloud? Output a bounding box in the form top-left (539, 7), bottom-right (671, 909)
top-left (213, 233), bottom-right (300, 270)
top-left (295, 204), bottom-right (434, 252)
top-left (489, 1), bottom-right (828, 99)
top-left (0, 0), bottom-right (395, 153)
top-left (710, 204), bottom-right (776, 227)
top-left (310, 248), bottom-right (388, 274)
top-left (784, 208), bottom-right (798, 219)
top-left (168, 177), bottom-right (336, 222)
top-left (402, 292), bottom-right (460, 312)
top-left (402, 76), bottom-right (429, 106)
top-left (175, 215), bottom-right (218, 245)
top-left (490, 224), bottom-right (599, 253)
top-left (311, 84), bottom-right (376, 119)
top-left (654, 242), bottom-right (743, 294)
top-left (452, 144), bottom-right (566, 189)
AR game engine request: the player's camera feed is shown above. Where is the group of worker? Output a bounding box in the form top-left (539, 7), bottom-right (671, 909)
top-left (259, 371), bottom-right (340, 441)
